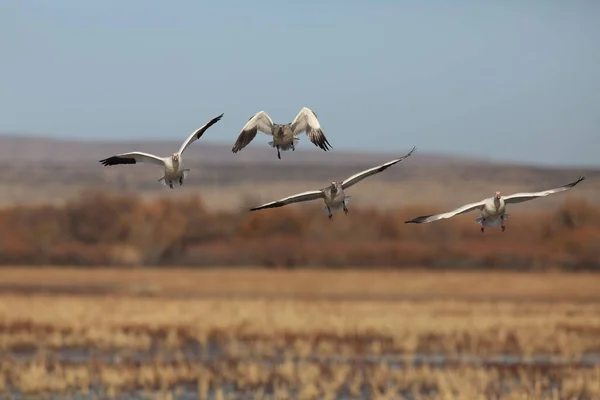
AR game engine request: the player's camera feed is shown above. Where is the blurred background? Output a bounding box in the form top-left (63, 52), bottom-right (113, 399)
top-left (1, 1), bottom-right (600, 399)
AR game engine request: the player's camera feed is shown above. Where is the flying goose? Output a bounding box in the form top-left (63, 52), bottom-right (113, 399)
top-left (405, 176), bottom-right (586, 233)
top-left (99, 113), bottom-right (223, 188)
top-left (231, 107), bottom-right (332, 159)
top-left (248, 147), bottom-right (416, 219)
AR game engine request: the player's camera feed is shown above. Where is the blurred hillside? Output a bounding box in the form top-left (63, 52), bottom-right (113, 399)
top-left (0, 135), bottom-right (599, 212)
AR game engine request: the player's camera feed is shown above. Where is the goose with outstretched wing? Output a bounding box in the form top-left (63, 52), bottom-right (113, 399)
top-left (231, 107), bottom-right (332, 159)
top-left (99, 113), bottom-right (223, 188)
top-left (405, 176), bottom-right (586, 233)
top-left (248, 147), bottom-right (416, 219)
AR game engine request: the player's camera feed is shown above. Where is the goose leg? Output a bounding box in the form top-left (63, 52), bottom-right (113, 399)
top-left (169, 181), bottom-right (174, 189)
top-left (343, 205), bottom-right (349, 215)
top-left (501, 215), bottom-right (506, 232)
top-left (327, 207), bottom-right (333, 220)
top-left (179, 176), bottom-right (183, 186)
top-left (480, 218), bottom-right (485, 233)
top-left (277, 146), bottom-right (281, 160)
top-left (292, 143), bottom-right (295, 151)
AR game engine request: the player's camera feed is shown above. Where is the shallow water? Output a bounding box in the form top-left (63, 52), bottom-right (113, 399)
top-left (3, 342), bottom-right (600, 399)
top-left (5, 347), bottom-right (600, 368)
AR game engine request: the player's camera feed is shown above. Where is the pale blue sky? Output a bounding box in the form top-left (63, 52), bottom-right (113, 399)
top-left (1, 0), bottom-right (599, 166)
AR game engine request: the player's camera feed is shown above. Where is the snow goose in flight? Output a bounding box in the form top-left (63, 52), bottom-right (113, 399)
top-left (99, 113), bottom-right (223, 189)
top-left (231, 107), bottom-right (332, 159)
top-left (405, 176), bottom-right (586, 233)
top-left (248, 147), bottom-right (416, 219)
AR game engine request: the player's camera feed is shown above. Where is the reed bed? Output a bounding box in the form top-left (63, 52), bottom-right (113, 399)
top-left (3, 356), bottom-right (600, 399)
top-left (1, 295), bottom-right (600, 359)
top-left (1, 269), bottom-right (600, 398)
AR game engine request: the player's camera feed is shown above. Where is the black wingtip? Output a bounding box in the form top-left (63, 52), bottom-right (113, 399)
top-left (404, 215), bottom-right (431, 224)
top-left (209, 113), bottom-right (224, 125)
top-left (313, 129), bottom-right (332, 152)
top-left (567, 175), bottom-right (586, 188)
top-left (404, 146), bottom-right (417, 158)
top-left (391, 147), bottom-right (417, 164)
top-left (203, 113), bottom-right (224, 129)
top-left (98, 158), bottom-right (113, 167)
top-left (232, 144), bottom-right (247, 154)
top-left (98, 156), bottom-right (136, 166)
top-left (323, 136), bottom-right (333, 151)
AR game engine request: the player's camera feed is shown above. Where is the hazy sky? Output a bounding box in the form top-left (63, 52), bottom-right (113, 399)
top-left (2, 1), bottom-right (599, 166)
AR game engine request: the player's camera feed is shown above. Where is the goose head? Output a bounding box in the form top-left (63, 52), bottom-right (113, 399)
top-left (495, 191), bottom-right (501, 200)
top-left (172, 153), bottom-right (179, 163)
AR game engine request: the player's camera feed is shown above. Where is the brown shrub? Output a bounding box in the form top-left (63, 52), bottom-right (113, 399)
top-left (0, 190), bottom-right (597, 270)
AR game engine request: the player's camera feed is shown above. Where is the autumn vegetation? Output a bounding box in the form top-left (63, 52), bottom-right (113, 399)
top-left (1, 189), bottom-right (599, 398)
top-left (0, 190), bottom-right (598, 270)
top-left (1, 272), bottom-right (600, 399)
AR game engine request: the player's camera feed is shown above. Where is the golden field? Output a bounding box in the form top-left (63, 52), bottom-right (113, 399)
top-left (0, 268), bottom-right (599, 399)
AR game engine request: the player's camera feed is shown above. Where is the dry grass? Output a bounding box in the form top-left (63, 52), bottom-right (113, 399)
top-left (1, 267), bottom-right (600, 301)
top-left (2, 293), bottom-right (600, 358)
top-left (4, 358), bottom-right (600, 399)
top-left (1, 268), bottom-right (600, 398)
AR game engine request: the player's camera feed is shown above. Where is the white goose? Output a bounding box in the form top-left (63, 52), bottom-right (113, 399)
top-left (99, 113), bottom-right (223, 188)
top-left (248, 147), bottom-right (416, 219)
top-left (231, 107), bottom-right (332, 159)
top-left (405, 176), bottom-right (586, 233)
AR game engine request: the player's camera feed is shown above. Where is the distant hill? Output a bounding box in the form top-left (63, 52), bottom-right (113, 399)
top-left (0, 133), bottom-right (478, 166)
top-left (0, 134), bottom-right (597, 211)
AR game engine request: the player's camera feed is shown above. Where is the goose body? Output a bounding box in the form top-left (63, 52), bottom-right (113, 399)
top-left (99, 113), bottom-right (223, 188)
top-left (232, 107), bottom-right (332, 159)
top-left (405, 176), bottom-right (586, 233)
top-left (248, 147), bottom-right (416, 219)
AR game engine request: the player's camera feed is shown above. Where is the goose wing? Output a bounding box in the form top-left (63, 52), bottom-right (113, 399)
top-left (249, 190), bottom-right (324, 211)
top-left (503, 176), bottom-right (586, 204)
top-left (232, 111), bottom-right (274, 153)
top-left (177, 113), bottom-right (224, 154)
top-left (290, 107), bottom-right (332, 151)
top-left (99, 152), bottom-right (166, 167)
top-left (404, 199), bottom-right (487, 224)
top-left (341, 147), bottom-right (416, 190)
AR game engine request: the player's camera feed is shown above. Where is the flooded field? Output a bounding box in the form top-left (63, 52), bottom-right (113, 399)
top-left (1, 268), bottom-right (600, 399)
top-left (3, 350), bottom-right (600, 399)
